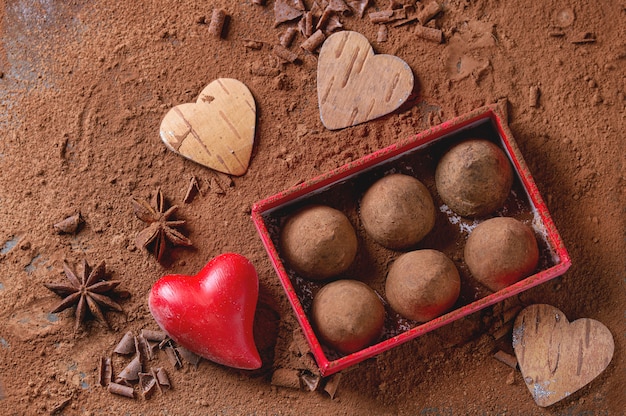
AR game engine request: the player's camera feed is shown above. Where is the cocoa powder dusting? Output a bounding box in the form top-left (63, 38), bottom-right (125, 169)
top-left (0, 1), bottom-right (624, 414)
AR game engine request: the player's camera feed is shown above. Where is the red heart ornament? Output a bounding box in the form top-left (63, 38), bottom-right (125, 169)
top-left (149, 253), bottom-right (262, 370)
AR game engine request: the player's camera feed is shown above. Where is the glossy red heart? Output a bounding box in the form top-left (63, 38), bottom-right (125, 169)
top-left (149, 253), bottom-right (262, 370)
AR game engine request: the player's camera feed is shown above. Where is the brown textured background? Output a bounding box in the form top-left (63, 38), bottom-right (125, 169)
top-left (0, 0), bottom-right (624, 414)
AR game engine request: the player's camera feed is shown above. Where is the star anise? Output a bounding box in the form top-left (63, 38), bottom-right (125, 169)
top-left (131, 188), bottom-right (192, 263)
top-left (44, 260), bottom-right (124, 331)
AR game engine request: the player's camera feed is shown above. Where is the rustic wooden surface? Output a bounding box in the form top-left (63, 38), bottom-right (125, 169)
top-left (317, 31), bottom-right (414, 130)
top-left (160, 78), bottom-right (256, 176)
top-left (513, 304), bottom-right (614, 407)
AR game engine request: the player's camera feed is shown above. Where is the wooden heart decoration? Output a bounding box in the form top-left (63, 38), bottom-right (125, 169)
top-left (317, 31), bottom-right (414, 130)
top-left (160, 78), bottom-right (256, 176)
top-left (149, 253), bottom-right (262, 370)
top-left (513, 304), bottom-right (614, 407)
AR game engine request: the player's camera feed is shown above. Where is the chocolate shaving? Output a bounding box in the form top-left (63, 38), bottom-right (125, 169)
top-left (571, 32), bottom-right (596, 44)
top-left (274, 0), bottom-right (305, 27)
top-left (369, 10), bottom-right (393, 23)
top-left (323, 15), bottom-right (343, 33)
top-left (273, 44), bottom-right (299, 63)
top-left (280, 27), bottom-right (298, 47)
top-left (271, 368), bottom-right (301, 389)
top-left (494, 350), bottom-right (518, 369)
top-left (347, 0), bottom-right (369, 18)
top-left (326, 0), bottom-right (351, 15)
top-left (155, 367), bottom-right (171, 389)
top-left (208, 9), bottom-right (227, 38)
top-left (300, 30), bottom-right (326, 52)
top-left (139, 372), bottom-right (157, 398)
top-left (117, 355), bottom-right (141, 383)
top-left (158, 337), bottom-right (172, 350)
top-left (165, 346), bottom-right (182, 369)
top-left (389, 0), bottom-right (403, 10)
top-left (311, 1), bottom-right (325, 18)
top-left (415, 25), bottom-right (443, 43)
top-left (176, 346), bottom-right (202, 367)
top-left (135, 334), bottom-right (151, 361)
top-left (392, 16), bottom-right (418, 27)
top-left (108, 382), bottom-right (134, 399)
top-left (323, 372), bottom-right (341, 399)
top-left (98, 356), bottom-right (113, 387)
top-left (316, 9), bottom-right (333, 31)
top-left (141, 329), bottom-right (167, 342)
top-left (182, 175), bottom-right (201, 203)
top-left (300, 372), bottom-right (321, 391)
top-left (377, 25), bottom-right (388, 42)
top-left (53, 213), bottom-right (83, 234)
top-left (114, 331), bottom-right (136, 355)
top-left (299, 11), bottom-right (314, 37)
top-left (50, 397), bottom-right (72, 414)
top-left (417, 1), bottom-right (442, 25)
top-left (244, 40), bottom-right (264, 49)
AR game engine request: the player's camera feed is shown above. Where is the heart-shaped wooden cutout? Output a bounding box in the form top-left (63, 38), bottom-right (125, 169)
top-left (513, 304), bottom-right (614, 407)
top-left (160, 78), bottom-right (256, 176)
top-left (317, 31), bottom-right (414, 130)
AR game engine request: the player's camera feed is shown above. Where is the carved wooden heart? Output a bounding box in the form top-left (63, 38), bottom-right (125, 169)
top-left (317, 31), bottom-right (414, 130)
top-left (160, 78), bottom-right (256, 176)
top-left (513, 304), bottom-right (614, 407)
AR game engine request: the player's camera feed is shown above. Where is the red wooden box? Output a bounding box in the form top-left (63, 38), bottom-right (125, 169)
top-left (251, 105), bottom-right (571, 376)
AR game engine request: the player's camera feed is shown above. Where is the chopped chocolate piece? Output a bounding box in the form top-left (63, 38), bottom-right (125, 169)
top-left (138, 372), bottom-right (157, 398)
top-left (98, 356), bottom-right (113, 387)
top-left (208, 9), bottom-right (227, 38)
top-left (271, 368), bottom-right (301, 389)
top-left (53, 213), bottom-right (83, 234)
top-left (141, 329), bottom-right (167, 342)
top-left (323, 372), bottom-right (342, 399)
top-left (300, 372), bottom-right (321, 391)
top-left (135, 334), bottom-right (151, 361)
top-left (244, 40), bottom-right (264, 49)
top-left (273, 44), bottom-right (299, 63)
top-left (391, 16), bottom-right (418, 27)
top-left (417, 1), bottom-right (442, 25)
top-left (324, 15), bottom-right (343, 33)
top-left (50, 397), bottom-right (72, 414)
top-left (155, 367), bottom-right (171, 389)
top-left (280, 27), bottom-right (298, 47)
top-left (529, 85), bottom-right (540, 108)
top-left (158, 337), bottom-right (172, 350)
top-left (369, 10), bottom-right (393, 23)
top-left (117, 355), bottom-right (141, 383)
top-left (274, 0), bottom-right (305, 27)
top-left (347, 0), bottom-right (369, 18)
top-left (377, 25), bottom-right (388, 42)
top-left (176, 346), bottom-right (202, 367)
top-left (114, 331), bottom-right (135, 355)
top-left (108, 382), bottom-right (134, 399)
top-left (299, 11), bottom-right (314, 37)
top-left (316, 9), bottom-right (333, 31)
top-left (300, 30), bottom-right (325, 52)
top-left (182, 175), bottom-right (201, 204)
top-left (326, 0), bottom-right (350, 15)
top-left (415, 24), bottom-right (443, 43)
top-left (252, 0), bottom-right (266, 4)
top-left (494, 350), bottom-right (518, 369)
top-left (165, 346), bottom-right (182, 369)
top-left (571, 32), bottom-right (596, 44)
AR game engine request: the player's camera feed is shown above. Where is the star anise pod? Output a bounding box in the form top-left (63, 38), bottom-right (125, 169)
top-left (44, 260), bottom-right (124, 331)
top-left (131, 188), bottom-right (192, 263)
